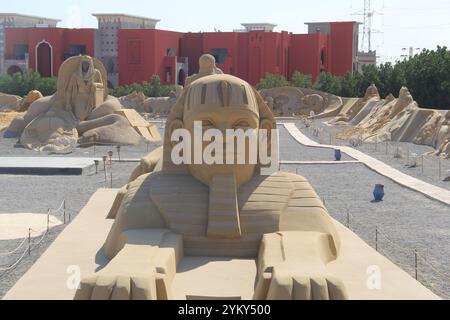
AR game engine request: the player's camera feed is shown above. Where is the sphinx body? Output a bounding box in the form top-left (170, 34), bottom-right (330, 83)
top-left (75, 57), bottom-right (347, 300)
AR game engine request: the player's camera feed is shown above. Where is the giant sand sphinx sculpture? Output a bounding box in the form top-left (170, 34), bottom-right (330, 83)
top-left (5, 55), bottom-right (160, 151)
top-left (74, 61), bottom-right (349, 300)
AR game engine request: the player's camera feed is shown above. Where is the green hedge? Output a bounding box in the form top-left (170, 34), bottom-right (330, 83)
top-left (109, 74), bottom-right (175, 98)
top-left (256, 46), bottom-right (450, 109)
top-left (0, 71), bottom-right (57, 97)
top-left (0, 72), bottom-right (174, 99)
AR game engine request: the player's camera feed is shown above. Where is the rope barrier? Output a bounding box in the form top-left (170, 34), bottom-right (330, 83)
top-left (0, 245), bottom-right (29, 272)
top-left (0, 237), bottom-right (27, 256)
top-left (342, 211), bottom-right (450, 297)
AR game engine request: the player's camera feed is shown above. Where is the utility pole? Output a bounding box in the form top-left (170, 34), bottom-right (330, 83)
top-left (352, 0), bottom-right (383, 52)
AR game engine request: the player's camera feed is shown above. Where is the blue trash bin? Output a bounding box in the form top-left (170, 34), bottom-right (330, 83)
top-left (373, 184), bottom-right (385, 201)
top-left (335, 149), bottom-right (342, 161)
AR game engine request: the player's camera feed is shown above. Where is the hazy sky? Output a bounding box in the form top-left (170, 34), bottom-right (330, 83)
top-left (2, 0), bottom-right (450, 64)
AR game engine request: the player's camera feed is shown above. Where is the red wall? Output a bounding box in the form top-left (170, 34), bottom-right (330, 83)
top-left (5, 23), bottom-right (357, 86)
top-left (329, 22), bottom-right (355, 76)
top-left (5, 28), bottom-right (95, 77)
top-left (180, 32), bottom-right (204, 77)
top-left (118, 29), bottom-right (183, 85)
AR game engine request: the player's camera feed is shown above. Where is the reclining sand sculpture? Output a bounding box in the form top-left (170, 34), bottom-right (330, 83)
top-left (119, 86), bottom-right (183, 116)
top-left (260, 87), bottom-right (343, 118)
top-left (0, 93), bottom-right (23, 111)
top-left (74, 55), bottom-right (348, 300)
top-left (5, 55), bottom-right (160, 151)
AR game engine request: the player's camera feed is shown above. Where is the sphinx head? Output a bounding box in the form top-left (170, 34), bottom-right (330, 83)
top-left (164, 74), bottom-right (277, 187)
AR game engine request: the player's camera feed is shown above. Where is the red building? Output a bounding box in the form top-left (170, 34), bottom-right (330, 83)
top-left (3, 27), bottom-right (95, 77)
top-left (1, 14), bottom-right (360, 87)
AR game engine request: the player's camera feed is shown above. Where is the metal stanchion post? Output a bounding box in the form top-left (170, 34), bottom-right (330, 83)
top-left (375, 226), bottom-right (378, 252)
top-left (116, 145), bottom-right (121, 162)
top-left (108, 151), bottom-right (113, 188)
top-left (415, 249), bottom-right (418, 280)
top-left (421, 155), bottom-right (424, 174)
top-left (28, 228), bottom-right (31, 256)
top-left (63, 200), bottom-right (66, 224)
top-left (103, 156), bottom-right (107, 185)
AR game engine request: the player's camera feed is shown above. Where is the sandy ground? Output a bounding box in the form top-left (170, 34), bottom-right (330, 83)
top-left (0, 112), bottom-right (23, 132)
top-left (283, 118), bottom-right (450, 191)
top-left (0, 214), bottom-right (62, 241)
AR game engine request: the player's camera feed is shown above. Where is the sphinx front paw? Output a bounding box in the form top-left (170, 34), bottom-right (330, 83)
top-left (266, 268), bottom-right (348, 300)
top-left (74, 272), bottom-right (158, 300)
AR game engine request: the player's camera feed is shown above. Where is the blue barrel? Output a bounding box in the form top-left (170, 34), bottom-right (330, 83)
top-left (335, 149), bottom-right (342, 161)
top-left (373, 184), bottom-right (385, 201)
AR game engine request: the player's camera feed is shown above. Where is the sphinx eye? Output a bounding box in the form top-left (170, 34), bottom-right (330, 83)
top-left (233, 120), bottom-right (251, 128)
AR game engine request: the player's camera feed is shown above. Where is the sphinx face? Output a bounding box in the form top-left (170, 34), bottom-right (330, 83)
top-left (181, 77), bottom-right (261, 187)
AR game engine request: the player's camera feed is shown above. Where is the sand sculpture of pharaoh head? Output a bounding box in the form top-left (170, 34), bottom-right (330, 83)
top-left (163, 73), bottom-right (276, 188)
top-left (184, 54), bottom-right (224, 87)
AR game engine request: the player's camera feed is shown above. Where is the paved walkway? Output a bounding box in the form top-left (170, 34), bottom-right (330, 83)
top-left (281, 160), bottom-right (360, 165)
top-left (283, 123), bottom-right (450, 206)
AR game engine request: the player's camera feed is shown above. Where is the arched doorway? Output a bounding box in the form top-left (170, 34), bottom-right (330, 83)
top-left (36, 41), bottom-right (52, 77)
top-left (178, 68), bottom-right (186, 86)
top-left (7, 65), bottom-right (23, 76)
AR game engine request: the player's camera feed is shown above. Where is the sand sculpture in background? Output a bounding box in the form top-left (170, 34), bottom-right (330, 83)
top-left (184, 54), bottom-right (223, 87)
top-left (4, 55), bottom-right (160, 151)
top-left (331, 85), bottom-right (450, 158)
top-left (328, 84), bottom-right (380, 125)
top-left (74, 56), bottom-right (348, 300)
top-left (260, 87), bottom-right (343, 118)
top-left (119, 86), bottom-right (183, 116)
top-left (0, 90), bottom-right (43, 112)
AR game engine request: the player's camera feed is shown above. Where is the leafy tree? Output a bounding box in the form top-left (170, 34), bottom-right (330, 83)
top-left (291, 71), bottom-right (312, 88)
top-left (313, 72), bottom-right (342, 95)
top-left (256, 73), bottom-right (290, 90)
top-left (109, 75), bottom-right (175, 98)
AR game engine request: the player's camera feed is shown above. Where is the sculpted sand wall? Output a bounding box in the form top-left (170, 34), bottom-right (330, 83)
top-left (325, 85), bottom-right (450, 158)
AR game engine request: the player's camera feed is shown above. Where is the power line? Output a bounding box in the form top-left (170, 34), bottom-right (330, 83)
top-left (352, 0), bottom-right (384, 52)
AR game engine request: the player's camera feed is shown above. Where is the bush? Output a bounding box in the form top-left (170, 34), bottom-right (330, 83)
top-left (0, 71), bottom-right (57, 97)
top-left (254, 46), bottom-right (449, 109)
top-left (109, 74), bottom-right (175, 98)
top-left (256, 73), bottom-right (290, 90)
top-left (291, 71), bottom-right (312, 88)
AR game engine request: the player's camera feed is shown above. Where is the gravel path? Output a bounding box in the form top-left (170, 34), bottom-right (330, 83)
top-left (286, 118), bottom-right (450, 191)
top-left (278, 124), bottom-right (355, 162)
top-left (279, 123), bottom-right (450, 298)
